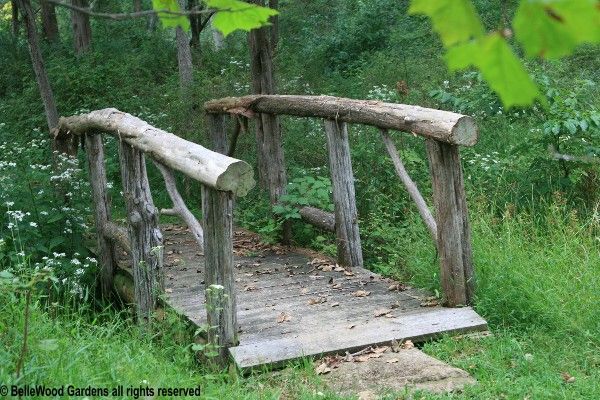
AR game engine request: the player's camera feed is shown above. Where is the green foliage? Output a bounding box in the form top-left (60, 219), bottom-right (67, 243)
top-left (152, 0), bottom-right (190, 30)
top-left (205, 0), bottom-right (278, 36)
top-left (273, 176), bottom-right (333, 221)
top-left (411, 0), bottom-right (600, 107)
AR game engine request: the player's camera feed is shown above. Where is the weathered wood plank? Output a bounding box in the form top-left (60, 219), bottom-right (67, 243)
top-left (425, 140), bottom-right (474, 306)
top-left (119, 142), bottom-right (163, 323)
top-left (325, 119), bottom-right (363, 269)
top-left (84, 133), bottom-right (116, 299)
top-left (204, 95), bottom-right (479, 146)
top-left (202, 114), bottom-right (238, 365)
top-left (230, 307), bottom-right (487, 368)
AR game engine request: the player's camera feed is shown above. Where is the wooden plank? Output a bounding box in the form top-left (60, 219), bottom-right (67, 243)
top-left (230, 307), bottom-right (487, 368)
top-left (84, 132), bottom-right (116, 299)
top-left (325, 119), bottom-right (363, 269)
top-left (204, 95), bottom-right (479, 146)
top-left (425, 140), bottom-right (474, 306)
top-left (119, 142), bottom-right (163, 323)
top-left (202, 113), bottom-right (238, 366)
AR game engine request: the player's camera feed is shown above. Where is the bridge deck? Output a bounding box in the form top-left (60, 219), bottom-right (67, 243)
top-left (161, 225), bottom-right (487, 369)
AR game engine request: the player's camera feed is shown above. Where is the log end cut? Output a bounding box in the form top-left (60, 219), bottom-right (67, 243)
top-left (216, 159), bottom-right (255, 197)
top-left (452, 116), bottom-right (479, 147)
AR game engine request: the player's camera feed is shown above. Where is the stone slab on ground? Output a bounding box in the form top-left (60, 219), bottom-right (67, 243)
top-left (321, 348), bottom-right (475, 399)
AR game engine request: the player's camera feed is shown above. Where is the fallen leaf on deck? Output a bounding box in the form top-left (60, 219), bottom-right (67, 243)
top-left (420, 296), bottom-right (439, 307)
top-left (352, 290), bottom-right (371, 297)
top-left (330, 302), bottom-right (340, 307)
top-left (244, 285), bottom-right (258, 291)
top-left (374, 308), bottom-right (392, 317)
top-left (308, 297), bottom-right (327, 305)
top-left (277, 312), bottom-right (291, 323)
top-left (344, 271), bottom-right (355, 276)
top-left (347, 324), bottom-right (356, 329)
top-left (320, 264), bottom-right (334, 272)
top-left (165, 288), bottom-right (173, 293)
top-left (386, 358), bottom-right (399, 364)
top-left (401, 340), bottom-right (414, 350)
top-left (334, 265), bottom-right (346, 272)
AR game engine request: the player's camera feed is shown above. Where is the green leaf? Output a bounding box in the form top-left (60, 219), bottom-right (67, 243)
top-left (206, 0), bottom-right (278, 37)
top-left (446, 33), bottom-right (543, 108)
top-left (513, 0), bottom-right (599, 59)
top-left (409, 0), bottom-right (484, 46)
top-left (152, 0), bottom-right (190, 31)
top-left (38, 339), bottom-right (59, 351)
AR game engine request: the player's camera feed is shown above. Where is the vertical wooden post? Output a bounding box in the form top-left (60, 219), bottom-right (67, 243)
top-left (85, 132), bottom-right (116, 299)
top-left (324, 119), bottom-right (363, 269)
top-left (119, 142), bottom-right (163, 323)
top-left (426, 139), bottom-right (474, 306)
top-left (203, 114), bottom-right (238, 365)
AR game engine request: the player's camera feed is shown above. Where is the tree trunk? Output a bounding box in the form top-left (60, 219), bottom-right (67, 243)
top-left (212, 23), bottom-right (225, 50)
top-left (248, 1), bottom-right (289, 242)
top-left (175, 26), bottom-right (193, 92)
top-left (268, 0), bottom-right (278, 53)
top-left (11, 1), bottom-right (19, 36)
top-left (187, 0), bottom-right (201, 48)
top-left (41, 0), bottom-right (59, 42)
top-left (16, 0), bottom-right (76, 156)
top-left (71, 0), bottom-right (92, 55)
top-left (133, 0), bottom-right (142, 12)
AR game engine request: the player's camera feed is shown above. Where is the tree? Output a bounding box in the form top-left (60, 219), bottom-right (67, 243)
top-left (15, 0), bottom-right (77, 156)
top-left (410, 0), bottom-right (600, 108)
top-left (41, 0), bottom-right (59, 42)
top-left (247, 0), bottom-right (289, 241)
top-left (71, 0), bottom-right (92, 55)
top-left (175, 0), bottom-right (194, 93)
top-left (10, 0), bottom-right (19, 36)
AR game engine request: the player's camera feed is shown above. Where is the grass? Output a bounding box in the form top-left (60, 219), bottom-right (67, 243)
top-left (1, 202), bottom-right (598, 399)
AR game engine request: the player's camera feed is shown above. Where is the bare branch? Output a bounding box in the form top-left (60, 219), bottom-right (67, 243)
top-left (46, 0), bottom-right (216, 20)
top-left (548, 144), bottom-right (599, 164)
top-left (154, 161), bottom-right (204, 252)
top-left (380, 129), bottom-right (438, 241)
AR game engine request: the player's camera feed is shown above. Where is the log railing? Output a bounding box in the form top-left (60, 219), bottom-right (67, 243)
top-left (205, 94), bottom-right (478, 308)
top-left (57, 108), bottom-right (254, 363)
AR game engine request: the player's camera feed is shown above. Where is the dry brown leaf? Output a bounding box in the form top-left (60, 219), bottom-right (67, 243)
top-left (386, 358), bottom-right (399, 364)
top-left (330, 302), bottom-right (340, 307)
top-left (165, 288), bottom-right (173, 293)
top-left (315, 362), bottom-right (331, 375)
top-left (244, 285), bottom-right (258, 292)
top-left (373, 346), bottom-right (390, 354)
top-left (320, 264), bottom-right (334, 272)
top-left (344, 271), bottom-right (355, 276)
top-left (401, 340), bottom-right (415, 350)
top-left (561, 372), bottom-right (575, 383)
top-left (334, 265), bottom-right (346, 272)
top-left (420, 297), bottom-right (439, 307)
top-left (276, 312), bottom-right (291, 323)
top-left (352, 290), bottom-right (371, 297)
top-left (374, 308), bottom-right (392, 317)
top-left (308, 297), bottom-right (327, 305)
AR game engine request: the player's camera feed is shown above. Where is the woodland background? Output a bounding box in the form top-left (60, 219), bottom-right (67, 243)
top-left (0, 0), bottom-right (599, 398)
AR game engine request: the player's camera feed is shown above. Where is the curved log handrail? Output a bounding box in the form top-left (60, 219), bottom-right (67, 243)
top-left (204, 95), bottom-right (479, 146)
top-left (56, 108), bottom-right (255, 197)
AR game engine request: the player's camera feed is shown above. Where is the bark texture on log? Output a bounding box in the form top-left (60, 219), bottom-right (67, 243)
top-left (299, 206), bottom-right (335, 232)
top-left (202, 114), bottom-right (238, 366)
top-left (325, 120), bottom-right (363, 269)
top-left (71, 0), bottom-right (92, 55)
top-left (426, 139), bottom-right (474, 307)
top-left (119, 142), bottom-right (163, 323)
top-left (155, 161), bottom-right (204, 251)
top-left (57, 108), bottom-right (255, 196)
top-left (104, 221), bottom-right (131, 254)
top-left (41, 0), bottom-right (59, 42)
top-left (380, 130), bottom-right (437, 241)
top-left (205, 95), bottom-right (479, 146)
top-left (85, 133), bottom-right (117, 299)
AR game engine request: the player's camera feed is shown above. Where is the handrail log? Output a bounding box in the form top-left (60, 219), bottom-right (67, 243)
top-left (204, 95), bottom-right (478, 146)
top-left (57, 108), bottom-right (255, 197)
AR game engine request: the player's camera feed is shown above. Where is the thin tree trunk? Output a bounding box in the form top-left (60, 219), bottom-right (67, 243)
top-left (133, 0), bottom-right (142, 12)
top-left (16, 0), bottom-right (76, 156)
top-left (11, 0), bottom-right (19, 36)
top-left (41, 0), bottom-right (59, 42)
top-left (187, 0), bottom-right (201, 48)
top-left (176, 0), bottom-right (194, 93)
top-left (71, 0), bottom-right (92, 55)
top-left (268, 0), bottom-right (278, 52)
top-left (248, 0), bottom-right (289, 243)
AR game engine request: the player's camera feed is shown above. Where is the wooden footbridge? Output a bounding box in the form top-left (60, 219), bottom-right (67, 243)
top-left (57, 95), bottom-right (487, 368)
